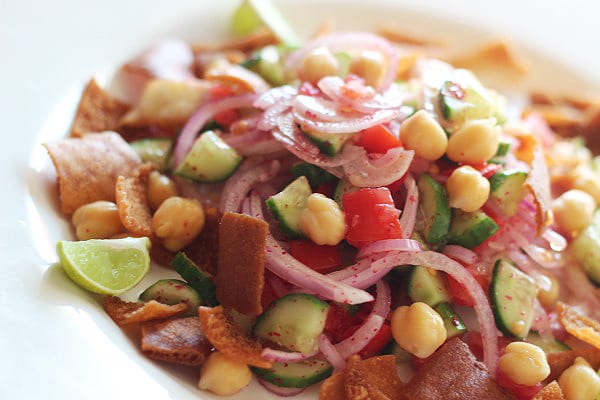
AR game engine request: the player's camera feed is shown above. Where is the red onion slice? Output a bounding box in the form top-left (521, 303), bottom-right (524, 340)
top-left (326, 257), bottom-right (373, 281)
top-left (541, 228), bottom-right (567, 252)
top-left (219, 159), bottom-right (280, 213)
top-left (259, 98), bottom-right (294, 131)
top-left (335, 281), bottom-right (390, 359)
top-left (261, 347), bottom-right (319, 363)
top-left (173, 93), bottom-right (258, 167)
top-left (255, 85), bottom-right (297, 109)
top-left (343, 146), bottom-right (414, 187)
top-left (318, 77), bottom-right (410, 113)
top-left (506, 249), bottom-right (552, 292)
top-left (399, 174), bottom-right (418, 238)
top-left (357, 239), bottom-right (423, 259)
top-left (258, 378), bottom-right (305, 397)
top-left (318, 334), bottom-right (347, 371)
top-left (265, 236), bottom-right (373, 305)
top-left (442, 245), bottom-right (478, 266)
top-left (294, 108), bottom-right (398, 134)
top-left (294, 95), bottom-right (363, 122)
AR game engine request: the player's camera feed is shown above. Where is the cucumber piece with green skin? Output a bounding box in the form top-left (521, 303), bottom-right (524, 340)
top-left (490, 259), bottom-right (538, 339)
top-left (489, 170), bottom-right (528, 217)
top-left (230, 0), bottom-right (300, 46)
top-left (139, 279), bottom-right (201, 317)
top-left (266, 176), bottom-right (312, 238)
top-left (334, 179), bottom-right (360, 207)
top-left (447, 209), bottom-right (499, 249)
top-left (524, 331), bottom-right (571, 354)
top-left (174, 130), bottom-right (242, 183)
top-left (170, 252), bottom-right (218, 306)
top-left (253, 293), bottom-right (329, 353)
top-left (291, 162), bottom-right (337, 189)
top-left (418, 174), bottom-right (451, 246)
top-left (433, 302), bottom-right (467, 338)
top-left (571, 210), bottom-right (600, 286)
top-left (130, 138), bottom-right (173, 172)
top-left (240, 45), bottom-right (296, 86)
top-left (303, 129), bottom-right (354, 156)
top-left (408, 266), bottom-right (450, 306)
top-left (495, 142), bottom-right (511, 157)
top-left (252, 358), bottom-right (333, 388)
top-left (437, 71), bottom-right (496, 126)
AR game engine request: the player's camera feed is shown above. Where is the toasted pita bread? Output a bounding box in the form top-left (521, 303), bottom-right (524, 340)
top-left (104, 295), bottom-right (188, 326)
top-left (344, 355), bottom-right (405, 400)
top-left (557, 302), bottom-right (600, 350)
top-left (115, 163), bottom-right (155, 237)
top-left (533, 381), bottom-right (565, 400)
top-left (319, 371), bottom-right (346, 400)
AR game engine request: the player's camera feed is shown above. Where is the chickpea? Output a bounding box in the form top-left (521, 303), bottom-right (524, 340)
top-left (390, 302), bottom-right (447, 358)
top-left (558, 357), bottom-right (600, 400)
top-left (299, 193), bottom-right (346, 246)
top-left (350, 50), bottom-right (386, 88)
top-left (538, 273), bottom-right (560, 309)
top-left (147, 171), bottom-right (178, 211)
top-left (399, 110), bottom-right (448, 161)
top-left (498, 342), bottom-right (550, 386)
top-left (298, 47), bottom-right (339, 85)
top-left (152, 196), bottom-right (205, 252)
top-left (572, 166), bottom-right (600, 203)
top-left (72, 201), bottom-right (124, 240)
top-left (198, 351), bottom-right (252, 396)
top-left (446, 119), bottom-right (499, 164)
top-left (446, 166), bottom-right (490, 212)
top-left (552, 189), bottom-right (596, 237)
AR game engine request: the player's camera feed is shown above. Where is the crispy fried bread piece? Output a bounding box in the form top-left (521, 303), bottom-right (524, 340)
top-left (320, 371), bottom-right (347, 400)
top-left (104, 295), bottom-right (188, 326)
top-left (141, 317), bottom-right (212, 366)
top-left (344, 355), bottom-right (405, 400)
top-left (70, 79), bottom-right (129, 137)
top-left (198, 306), bottom-right (271, 368)
top-left (216, 212), bottom-right (268, 316)
top-left (557, 301), bottom-right (600, 350)
top-left (115, 163), bottom-right (154, 237)
top-left (533, 381), bottom-right (565, 400)
top-left (403, 338), bottom-right (511, 400)
top-left (182, 207), bottom-right (221, 276)
top-left (44, 132), bottom-right (140, 214)
top-left (546, 347), bottom-right (600, 381)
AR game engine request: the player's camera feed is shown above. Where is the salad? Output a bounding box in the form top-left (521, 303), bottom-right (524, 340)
top-left (43, 0), bottom-right (600, 399)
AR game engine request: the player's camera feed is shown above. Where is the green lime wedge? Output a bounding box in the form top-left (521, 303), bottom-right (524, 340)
top-left (57, 237), bottom-right (151, 295)
top-left (231, 0), bottom-right (299, 46)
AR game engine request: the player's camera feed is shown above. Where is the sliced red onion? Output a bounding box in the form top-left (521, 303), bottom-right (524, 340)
top-left (267, 274), bottom-right (292, 298)
top-left (248, 190), bottom-right (265, 219)
top-left (442, 245), bottom-right (478, 266)
top-left (399, 174), bottom-right (418, 238)
top-left (294, 95), bottom-right (356, 122)
top-left (219, 159), bottom-right (280, 213)
top-left (259, 98), bottom-right (294, 131)
top-left (318, 77), bottom-right (410, 113)
top-left (258, 378), bottom-right (305, 397)
top-left (561, 263), bottom-right (600, 318)
top-left (357, 239), bottom-right (422, 259)
top-left (343, 145), bottom-right (414, 187)
top-left (531, 298), bottom-right (554, 339)
top-left (521, 243), bottom-right (565, 269)
top-left (285, 32), bottom-right (399, 92)
top-left (265, 236), bottom-right (373, 305)
top-left (318, 334), bottom-right (347, 371)
top-left (173, 93), bottom-right (258, 166)
top-left (409, 156), bottom-right (430, 175)
top-left (541, 228), bottom-right (567, 252)
top-left (238, 139), bottom-right (286, 157)
top-left (335, 281), bottom-right (390, 359)
top-left (507, 249), bottom-right (552, 292)
top-left (294, 108), bottom-right (398, 134)
top-left (221, 129), bottom-right (266, 148)
top-left (254, 85), bottom-right (297, 109)
top-left (261, 347), bottom-right (319, 363)
top-left (341, 251), bottom-right (499, 374)
top-left (326, 257), bottom-right (373, 281)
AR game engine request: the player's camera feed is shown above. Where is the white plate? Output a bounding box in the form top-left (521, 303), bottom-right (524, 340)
top-left (1, 1), bottom-right (599, 399)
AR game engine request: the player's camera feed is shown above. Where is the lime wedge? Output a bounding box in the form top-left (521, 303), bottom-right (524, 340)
top-left (231, 0), bottom-right (299, 46)
top-left (57, 237), bottom-right (151, 295)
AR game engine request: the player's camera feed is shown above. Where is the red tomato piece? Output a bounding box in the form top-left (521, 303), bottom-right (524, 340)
top-left (289, 240), bottom-right (341, 273)
top-left (359, 323), bottom-right (392, 358)
top-left (342, 188), bottom-right (403, 248)
top-left (213, 109), bottom-right (239, 128)
top-left (469, 163), bottom-right (502, 179)
top-left (446, 269), bottom-right (490, 308)
top-left (355, 125), bottom-right (401, 155)
top-left (496, 370), bottom-right (543, 400)
top-left (210, 83), bottom-right (235, 99)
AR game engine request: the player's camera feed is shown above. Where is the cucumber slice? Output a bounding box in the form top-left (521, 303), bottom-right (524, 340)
top-left (291, 162), bottom-right (337, 189)
top-left (334, 179), bottom-right (360, 207)
top-left (174, 130), bottom-right (242, 183)
top-left (571, 210), bottom-right (600, 286)
top-left (227, 308), bottom-right (256, 336)
top-left (408, 266), bottom-right (450, 307)
top-left (241, 45), bottom-right (296, 86)
top-left (490, 259), bottom-right (538, 339)
top-left (266, 176), bottom-right (312, 238)
top-left (253, 293), bottom-right (329, 353)
top-left (495, 142), bottom-right (511, 157)
top-left (437, 70), bottom-right (496, 126)
top-left (130, 138), bottom-right (173, 172)
top-left (418, 174), bottom-right (451, 246)
top-left (170, 252), bottom-right (217, 306)
top-left (303, 129), bottom-right (353, 156)
top-left (524, 332), bottom-right (571, 354)
top-left (489, 170), bottom-right (528, 216)
top-left (434, 302), bottom-right (467, 339)
top-left (230, 0), bottom-right (299, 46)
top-left (139, 279), bottom-right (201, 317)
top-left (252, 358), bottom-right (333, 388)
top-left (448, 209), bottom-right (499, 249)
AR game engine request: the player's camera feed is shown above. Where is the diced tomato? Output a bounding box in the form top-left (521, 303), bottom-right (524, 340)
top-left (355, 125), bottom-right (401, 155)
top-left (342, 188), bottom-right (403, 248)
top-left (446, 268), bottom-right (490, 308)
top-left (358, 323), bottom-right (392, 358)
top-left (213, 109), bottom-right (239, 127)
top-left (210, 83), bottom-right (235, 99)
top-left (496, 370), bottom-right (543, 400)
top-left (386, 174), bottom-right (408, 194)
top-left (471, 163), bottom-right (502, 179)
top-left (314, 181), bottom-right (336, 198)
top-left (289, 240), bottom-right (341, 273)
top-left (462, 331), bottom-right (512, 362)
top-left (324, 303), bottom-right (361, 343)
